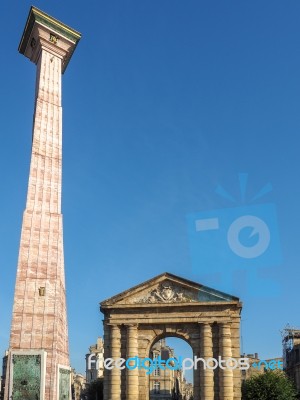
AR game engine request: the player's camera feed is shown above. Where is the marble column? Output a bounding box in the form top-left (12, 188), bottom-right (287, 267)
top-left (200, 323), bottom-right (214, 400)
top-left (126, 324), bottom-right (139, 399)
top-left (110, 325), bottom-right (122, 400)
top-left (5, 7), bottom-right (81, 400)
top-left (219, 323), bottom-right (234, 400)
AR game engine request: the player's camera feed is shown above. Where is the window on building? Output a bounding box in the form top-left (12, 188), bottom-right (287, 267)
top-left (154, 367), bottom-right (160, 376)
top-left (89, 355), bottom-right (96, 369)
top-left (154, 381), bottom-right (160, 394)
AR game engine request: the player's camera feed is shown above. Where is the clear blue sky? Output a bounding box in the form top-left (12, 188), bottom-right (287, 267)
top-left (1, 0), bottom-right (300, 378)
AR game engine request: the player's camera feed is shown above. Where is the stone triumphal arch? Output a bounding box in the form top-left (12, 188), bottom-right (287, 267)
top-left (100, 272), bottom-right (242, 400)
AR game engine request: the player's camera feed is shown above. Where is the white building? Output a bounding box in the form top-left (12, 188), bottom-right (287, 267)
top-left (85, 337), bottom-right (104, 384)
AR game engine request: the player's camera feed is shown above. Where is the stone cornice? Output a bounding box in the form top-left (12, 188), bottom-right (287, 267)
top-left (100, 300), bottom-right (242, 310)
top-left (18, 6), bottom-right (81, 73)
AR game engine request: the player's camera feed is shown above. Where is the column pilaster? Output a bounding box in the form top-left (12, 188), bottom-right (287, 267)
top-left (103, 322), bottom-right (110, 400)
top-left (126, 324), bottom-right (139, 400)
top-left (219, 323), bottom-right (234, 400)
top-left (231, 320), bottom-right (241, 400)
top-left (200, 323), bottom-right (214, 400)
top-left (110, 325), bottom-right (121, 400)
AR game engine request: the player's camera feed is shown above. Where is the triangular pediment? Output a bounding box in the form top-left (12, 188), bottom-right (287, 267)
top-left (100, 272), bottom-right (239, 307)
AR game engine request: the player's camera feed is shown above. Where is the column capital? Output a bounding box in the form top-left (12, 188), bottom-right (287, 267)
top-left (110, 325), bottom-right (121, 340)
top-left (218, 322), bottom-right (232, 333)
top-left (19, 6), bottom-right (81, 73)
top-left (125, 323), bottom-right (139, 329)
top-left (199, 322), bottom-right (213, 336)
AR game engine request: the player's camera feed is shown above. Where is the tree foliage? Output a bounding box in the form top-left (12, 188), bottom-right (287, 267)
top-left (85, 378), bottom-right (103, 400)
top-left (242, 370), bottom-right (297, 400)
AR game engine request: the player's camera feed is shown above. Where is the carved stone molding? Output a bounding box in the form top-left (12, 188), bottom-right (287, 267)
top-left (134, 282), bottom-right (196, 304)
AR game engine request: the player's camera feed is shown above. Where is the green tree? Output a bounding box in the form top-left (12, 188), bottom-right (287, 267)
top-left (242, 370), bottom-right (297, 400)
top-left (85, 378), bottom-right (103, 400)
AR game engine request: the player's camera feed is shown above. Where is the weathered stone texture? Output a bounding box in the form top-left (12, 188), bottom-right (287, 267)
top-left (5, 6), bottom-right (80, 400)
top-left (100, 273), bottom-right (243, 400)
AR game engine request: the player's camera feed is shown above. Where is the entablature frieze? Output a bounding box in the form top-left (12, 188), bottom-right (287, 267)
top-left (101, 301), bottom-right (242, 309)
top-left (103, 317), bottom-right (237, 326)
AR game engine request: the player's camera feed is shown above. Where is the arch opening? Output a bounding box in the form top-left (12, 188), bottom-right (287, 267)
top-left (148, 336), bottom-right (194, 400)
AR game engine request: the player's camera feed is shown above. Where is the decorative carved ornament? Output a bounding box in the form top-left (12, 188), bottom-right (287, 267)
top-left (134, 283), bottom-right (196, 304)
top-left (49, 33), bottom-right (58, 44)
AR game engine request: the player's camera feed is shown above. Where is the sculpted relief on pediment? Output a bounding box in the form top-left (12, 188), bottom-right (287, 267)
top-left (133, 282), bottom-right (197, 304)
